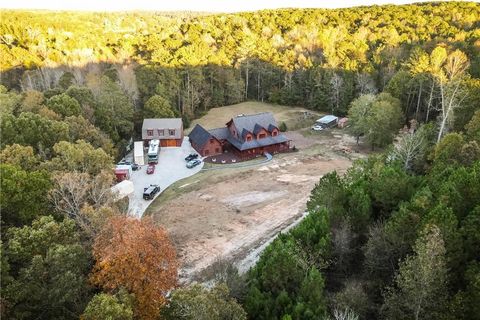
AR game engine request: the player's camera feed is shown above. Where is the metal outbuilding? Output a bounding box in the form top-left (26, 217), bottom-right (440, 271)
top-left (315, 115), bottom-right (339, 128)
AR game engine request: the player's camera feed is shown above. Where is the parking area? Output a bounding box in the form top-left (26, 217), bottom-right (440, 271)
top-left (127, 137), bottom-right (203, 218)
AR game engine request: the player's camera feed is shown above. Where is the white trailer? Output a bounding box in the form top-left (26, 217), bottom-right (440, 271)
top-left (134, 141), bottom-right (145, 165)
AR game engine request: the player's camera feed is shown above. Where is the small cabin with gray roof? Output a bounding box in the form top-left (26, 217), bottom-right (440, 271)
top-left (188, 112), bottom-right (291, 160)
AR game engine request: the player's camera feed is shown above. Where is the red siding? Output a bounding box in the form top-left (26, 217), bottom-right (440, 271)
top-left (191, 138), bottom-right (222, 157)
top-left (256, 128), bottom-right (269, 140)
top-left (227, 122), bottom-right (238, 139)
top-left (232, 141), bottom-right (290, 160)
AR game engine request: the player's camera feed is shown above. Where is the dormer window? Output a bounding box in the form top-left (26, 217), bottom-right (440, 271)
top-left (272, 131), bottom-right (278, 137)
top-left (246, 136), bottom-right (252, 142)
top-left (147, 129), bottom-right (153, 137)
top-left (259, 133), bottom-right (266, 139)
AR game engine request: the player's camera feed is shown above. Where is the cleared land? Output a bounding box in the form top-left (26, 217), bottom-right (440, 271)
top-left (147, 102), bottom-right (368, 282)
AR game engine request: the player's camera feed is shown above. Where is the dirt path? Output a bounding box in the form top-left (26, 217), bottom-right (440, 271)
top-left (151, 139), bottom-right (355, 281)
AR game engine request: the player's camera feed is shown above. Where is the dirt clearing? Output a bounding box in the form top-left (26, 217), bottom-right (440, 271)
top-left (149, 129), bottom-right (361, 282)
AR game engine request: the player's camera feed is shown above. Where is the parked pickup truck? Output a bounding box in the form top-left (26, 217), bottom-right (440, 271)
top-left (143, 184), bottom-right (160, 200)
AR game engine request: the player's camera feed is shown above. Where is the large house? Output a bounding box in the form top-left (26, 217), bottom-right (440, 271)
top-left (142, 118), bottom-right (184, 147)
top-left (189, 112), bottom-right (290, 159)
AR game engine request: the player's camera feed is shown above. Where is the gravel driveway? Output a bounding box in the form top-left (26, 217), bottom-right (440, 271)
top-left (127, 138), bottom-right (203, 218)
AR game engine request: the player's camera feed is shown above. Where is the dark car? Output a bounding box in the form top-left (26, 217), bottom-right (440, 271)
top-left (185, 153), bottom-right (199, 161)
top-left (143, 185), bottom-right (160, 200)
top-left (186, 159), bottom-right (202, 169)
top-left (117, 159), bottom-right (131, 166)
top-left (131, 163), bottom-right (140, 171)
top-left (146, 164), bottom-right (155, 174)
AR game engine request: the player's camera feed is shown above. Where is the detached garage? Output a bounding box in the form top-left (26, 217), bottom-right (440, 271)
top-left (142, 118), bottom-right (184, 147)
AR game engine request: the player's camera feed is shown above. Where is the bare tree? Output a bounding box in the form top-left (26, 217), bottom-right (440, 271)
top-left (88, 170), bottom-right (115, 208)
top-left (333, 308), bottom-right (359, 320)
top-left (331, 219), bottom-right (356, 277)
top-left (390, 127), bottom-right (426, 171)
top-left (330, 72), bottom-right (343, 114)
top-left (116, 63), bottom-right (140, 107)
top-left (72, 67), bottom-right (85, 85)
top-left (435, 50), bottom-right (469, 143)
top-left (355, 72), bottom-right (377, 95)
top-left (50, 171), bottom-right (90, 223)
top-left (50, 170), bottom-right (115, 234)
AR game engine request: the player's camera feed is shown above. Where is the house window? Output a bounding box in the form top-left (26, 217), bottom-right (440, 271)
top-left (205, 149), bottom-right (210, 156)
top-left (215, 148), bottom-right (220, 153)
top-left (169, 129), bottom-right (175, 136)
top-left (246, 136), bottom-right (252, 142)
top-left (272, 131), bottom-right (277, 137)
top-left (158, 129), bottom-right (164, 136)
top-left (210, 138), bottom-right (215, 144)
top-left (147, 129), bottom-right (153, 137)
top-left (259, 133), bottom-right (266, 139)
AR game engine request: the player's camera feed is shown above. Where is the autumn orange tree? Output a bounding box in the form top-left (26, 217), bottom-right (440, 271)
top-left (90, 216), bottom-right (178, 320)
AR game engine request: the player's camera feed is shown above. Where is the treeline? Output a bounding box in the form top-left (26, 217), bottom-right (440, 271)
top-left (1, 2), bottom-right (479, 119)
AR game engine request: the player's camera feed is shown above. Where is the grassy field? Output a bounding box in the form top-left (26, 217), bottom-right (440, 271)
top-left (186, 101), bottom-right (323, 132)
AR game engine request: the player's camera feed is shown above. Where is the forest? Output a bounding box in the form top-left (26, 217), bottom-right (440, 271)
top-left (1, 2), bottom-right (479, 319)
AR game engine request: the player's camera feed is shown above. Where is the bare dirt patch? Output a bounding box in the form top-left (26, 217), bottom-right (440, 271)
top-left (150, 129), bottom-right (360, 281)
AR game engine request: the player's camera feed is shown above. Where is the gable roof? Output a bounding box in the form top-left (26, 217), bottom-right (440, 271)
top-left (142, 118), bottom-right (182, 130)
top-left (231, 113), bottom-right (278, 137)
top-left (142, 118), bottom-right (183, 139)
top-left (268, 124), bottom-right (278, 132)
top-left (241, 128), bottom-right (251, 139)
top-left (188, 124), bottom-right (217, 148)
top-left (253, 123), bottom-right (266, 135)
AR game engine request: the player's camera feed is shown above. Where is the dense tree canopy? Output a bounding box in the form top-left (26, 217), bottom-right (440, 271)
top-left (0, 164), bottom-right (52, 227)
top-left (2, 216), bottom-right (91, 319)
top-left (162, 284), bottom-right (247, 320)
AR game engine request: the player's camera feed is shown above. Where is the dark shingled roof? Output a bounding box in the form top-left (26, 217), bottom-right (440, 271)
top-left (190, 113), bottom-right (289, 153)
top-left (232, 112), bottom-right (278, 137)
top-left (188, 124), bottom-right (213, 148)
top-left (268, 124), bottom-right (278, 132)
top-left (226, 135), bottom-right (289, 151)
top-left (253, 123), bottom-right (265, 135)
top-left (208, 127), bottom-right (229, 140)
top-left (241, 128), bottom-right (251, 140)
